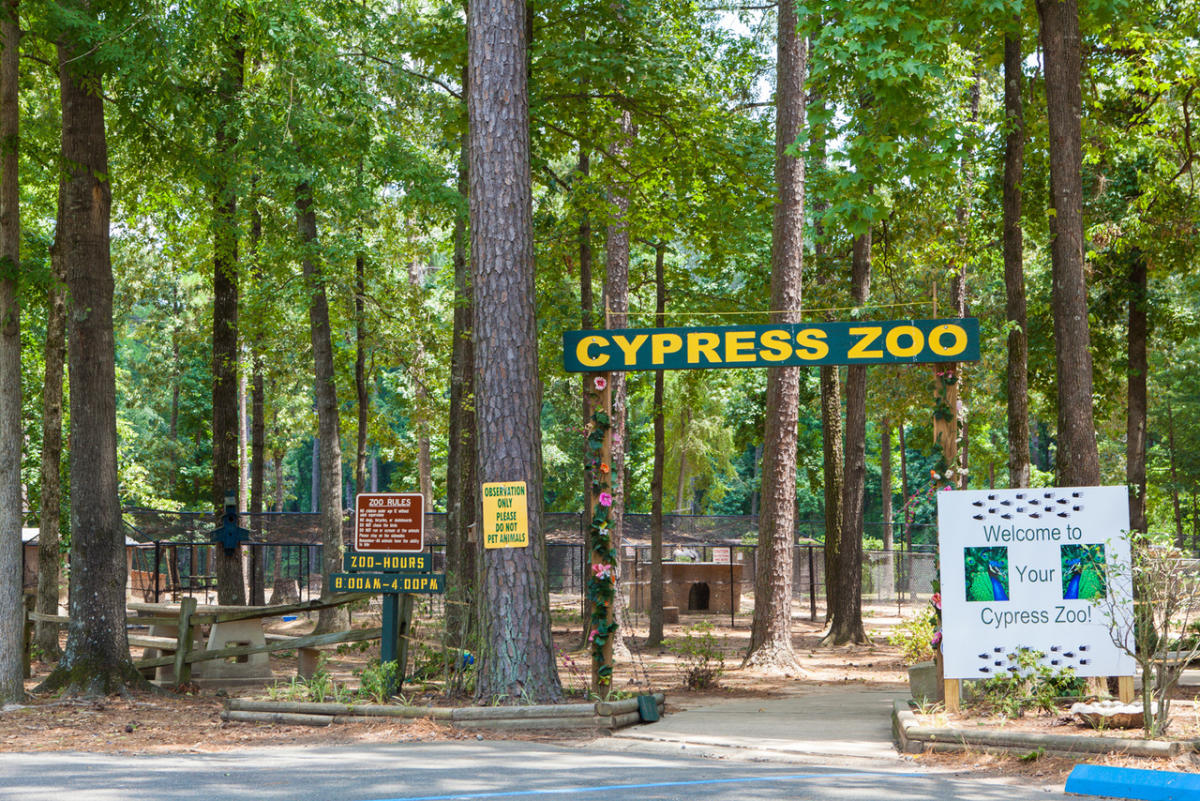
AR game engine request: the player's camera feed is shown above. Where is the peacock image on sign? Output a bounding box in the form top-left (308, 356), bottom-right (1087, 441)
top-left (1060, 543), bottom-right (1106, 600)
top-left (964, 546), bottom-right (1010, 602)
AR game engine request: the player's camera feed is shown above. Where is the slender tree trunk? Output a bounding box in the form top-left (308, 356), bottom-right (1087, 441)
top-left (647, 244), bottom-right (666, 648)
top-left (248, 191), bottom-right (265, 606)
top-left (211, 22), bottom-right (245, 605)
top-left (1126, 255), bottom-right (1148, 533)
top-left (270, 448), bottom-right (298, 603)
top-left (0, 0), bottom-right (21, 700)
top-left (407, 254), bottom-right (434, 504)
top-left (812, 89), bottom-right (842, 621)
top-left (310, 436), bottom-right (319, 514)
top-left (445, 128), bottom-right (477, 650)
top-left (603, 110), bottom-right (633, 659)
top-left (35, 236), bottom-right (66, 658)
top-left (674, 408), bottom-right (690, 514)
top-left (1036, 0), bottom-right (1100, 486)
top-left (577, 146), bottom-right (596, 648)
top-left (295, 182), bottom-right (347, 633)
top-left (1003, 25), bottom-right (1031, 489)
top-left (879, 416), bottom-right (895, 600)
top-left (745, 0), bottom-right (805, 672)
top-left (354, 159), bottom-right (369, 498)
top-left (1167, 402), bottom-right (1184, 548)
top-left (468, 0), bottom-right (561, 702)
top-left (824, 230), bottom-right (870, 646)
top-left (42, 22), bottom-right (143, 693)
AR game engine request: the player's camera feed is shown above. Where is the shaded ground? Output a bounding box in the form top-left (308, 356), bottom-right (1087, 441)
top-left (4, 596), bottom-right (1198, 783)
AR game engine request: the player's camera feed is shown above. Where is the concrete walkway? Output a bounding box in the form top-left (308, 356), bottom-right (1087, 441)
top-left (613, 686), bottom-right (908, 761)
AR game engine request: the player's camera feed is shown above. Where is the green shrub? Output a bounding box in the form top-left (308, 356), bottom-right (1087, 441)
top-left (665, 621), bottom-right (726, 689)
top-left (888, 606), bottom-right (938, 665)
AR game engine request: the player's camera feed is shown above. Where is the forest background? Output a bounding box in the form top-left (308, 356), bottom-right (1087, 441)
top-left (0, 0), bottom-right (1198, 698)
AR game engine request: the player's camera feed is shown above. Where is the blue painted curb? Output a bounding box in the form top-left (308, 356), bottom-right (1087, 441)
top-left (1066, 764), bottom-right (1200, 800)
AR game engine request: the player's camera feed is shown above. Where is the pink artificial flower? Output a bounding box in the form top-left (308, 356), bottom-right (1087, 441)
top-left (591, 563), bottom-right (612, 580)
top-left (931, 592), bottom-right (942, 610)
top-left (588, 629), bottom-right (598, 643)
top-left (931, 630), bottom-right (943, 649)
top-left (598, 491), bottom-right (613, 506)
top-left (594, 376), bottom-right (607, 391)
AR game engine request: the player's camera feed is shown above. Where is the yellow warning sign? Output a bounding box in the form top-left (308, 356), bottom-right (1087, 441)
top-left (482, 481), bottom-right (529, 549)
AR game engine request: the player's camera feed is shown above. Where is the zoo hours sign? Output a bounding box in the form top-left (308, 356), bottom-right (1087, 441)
top-left (937, 486), bottom-right (1134, 680)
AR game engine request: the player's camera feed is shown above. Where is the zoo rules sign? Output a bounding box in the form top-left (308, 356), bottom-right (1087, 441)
top-left (936, 486), bottom-right (1134, 680)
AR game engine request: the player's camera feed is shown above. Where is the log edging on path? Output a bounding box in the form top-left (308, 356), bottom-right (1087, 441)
top-left (220, 693), bottom-right (666, 730)
top-left (892, 699), bottom-right (1196, 758)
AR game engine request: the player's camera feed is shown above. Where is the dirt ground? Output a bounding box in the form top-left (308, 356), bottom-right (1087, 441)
top-left (4, 597), bottom-right (1197, 782)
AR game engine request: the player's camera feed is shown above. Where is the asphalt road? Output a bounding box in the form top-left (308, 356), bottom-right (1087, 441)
top-left (0, 741), bottom-right (1102, 801)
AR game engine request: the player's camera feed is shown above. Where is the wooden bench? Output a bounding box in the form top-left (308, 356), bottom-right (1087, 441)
top-left (29, 594), bottom-right (378, 689)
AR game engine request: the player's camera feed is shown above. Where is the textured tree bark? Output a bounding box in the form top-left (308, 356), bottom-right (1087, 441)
top-left (35, 234), bottom-right (66, 657)
top-left (648, 243), bottom-right (666, 649)
top-left (0, 0), bottom-right (21, 701)
top-left (1036, 0), bottom-right (1100, 486)
top-left (295, 182), bottom-right (347, 633)
top-left (41, 22), bottom-right (143, 694)
top-left (1126, 255), bottom-right (1147, 533)
top-left (468, 0), bottom-right (561, 702)
top-left (270, 448), bottom-right (299, 603)
top-left (744, 0), bottom-right (805, 673)
top-left (354, 158), bottom-right (369, 499)
top-left (211, 21), bottom-right (245, 605)
top-left (603, 109), bottom-right (633, 661)
top-left (445, 130), bottom-right (477, 650)
top-left (1003, 26), bottom-right (1031, 490)
top-left (824, 230), bottom-right (870, 646)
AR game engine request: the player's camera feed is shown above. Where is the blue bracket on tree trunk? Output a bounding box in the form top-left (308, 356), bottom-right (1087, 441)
top-left (209, 494), bottom-right (249, 554)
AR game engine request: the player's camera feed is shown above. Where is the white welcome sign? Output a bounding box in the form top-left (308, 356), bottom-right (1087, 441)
top-left (936, 485), bottom-right (1134, 680)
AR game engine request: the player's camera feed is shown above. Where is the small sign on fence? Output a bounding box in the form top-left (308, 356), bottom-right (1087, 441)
top-left (711, 547), bottom-right (731, 564)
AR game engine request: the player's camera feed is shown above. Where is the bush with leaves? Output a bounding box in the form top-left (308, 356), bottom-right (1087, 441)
top-left (889, 605), bottom-right (938, 665)
top-left (970, 647), bottom-right (1084, 718)
top-left (665, 621), bottom-right (726, 689)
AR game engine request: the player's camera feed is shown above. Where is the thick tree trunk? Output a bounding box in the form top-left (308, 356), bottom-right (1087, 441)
top-left (35, 235), bottom-right (66, 658)
top-left (0, 0), bottom-right (21, 701)
top-left (467, 0), bottom-right (561, 702)
top-left (1036, 0), bottom-right (1100, 486)
top-left (445, 130), bottom-right (477, 650)
top-left (648, 244), bottom-right (666, 649)
top-left (744, 0), bottom-right (805, 673)
top-left (41, 27), bottom-right (143, 693)
top-left (1003, 27), bottom-right (1031, 489)
top-left (603, 110), bottom-right (633, 660)
top-left (295, 182), bottom-right (347, 633)
top-left (824, 230), bottom-right (870, 646)
top-left (211, 24), bottom-right (245, 605)
top-left (1126, 255), bottom-right (1148, 533)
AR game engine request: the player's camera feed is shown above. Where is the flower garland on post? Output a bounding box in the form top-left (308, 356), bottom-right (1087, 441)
top-left (585, 373), bottom-right (617, 690)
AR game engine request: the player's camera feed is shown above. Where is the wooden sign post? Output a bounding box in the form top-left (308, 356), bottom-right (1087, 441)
top-left (330, 493), bottom-right (443, 695)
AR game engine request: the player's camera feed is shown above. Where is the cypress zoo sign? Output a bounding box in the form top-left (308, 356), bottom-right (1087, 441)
top-left (562, 318), bottom-right (980, 372)
top-left (936, 486), bottom-right (1134, 681)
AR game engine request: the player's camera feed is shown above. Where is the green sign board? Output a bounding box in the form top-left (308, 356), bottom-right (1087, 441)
top-left (343, 552), bottom-right (430, 572)
top-left (328, 572), bottom-right (445, 594)
top-left (562, 318), bottom-right (980, 372)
